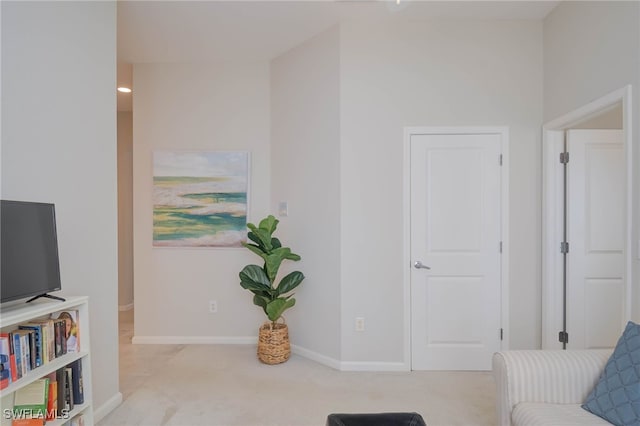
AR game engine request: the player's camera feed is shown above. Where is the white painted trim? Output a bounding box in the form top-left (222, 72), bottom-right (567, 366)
top-left (405, 126), bottom-right (511, 136)
top-left (291, 344), bottom-right (342, 370)
top-left (339, 361), bottom-right (409, 372)
top-left (500, 128), bottom-right (510, 352)
top-left (131, 336), bottom-right (257, 344)
top-left (541, 130), bottom-right (565, 349)
top-left (402, 127), bottom-right (413, 371)
top-left (118, 303), bottom-right (134, 311)
top-left (129, 340), bottom-right (405, 372)
top-left (93, 392), bottom-right (123, 423)
top-left (542, 85), bottom-right (633, 345)
top-left (543, 87), bottom-right (631, 131)
top-left (622, 88), bottom-right (633, 322)
top-left (403, 126), bottom-right (511, 369)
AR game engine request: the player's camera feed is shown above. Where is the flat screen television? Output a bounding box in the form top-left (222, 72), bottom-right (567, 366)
top-left (1, 200), bottom-right (63, 303)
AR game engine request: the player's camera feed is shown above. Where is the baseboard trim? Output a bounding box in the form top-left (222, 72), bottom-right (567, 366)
top-left (129, 338), bottom-right (408, 371)
top-left (93, 391), bottom-right (123, 423)
top-left (291, 344), bottom-right (341, 370)
top-left (339, 361), bottom-right (410, 372)
top-left (132, 336), bottom-right (257, 344)
top-left (118, 303), bottom-right (134, 311)
top-left (290, 345), bottom-right (408, 371)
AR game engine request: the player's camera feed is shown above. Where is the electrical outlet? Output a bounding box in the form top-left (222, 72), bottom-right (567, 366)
top-left (355, 317), bottom-right (365, 332)
top-left (209, 300), bottom-right (218, 313)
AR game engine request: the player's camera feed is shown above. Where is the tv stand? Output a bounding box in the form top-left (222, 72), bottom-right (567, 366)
top-left (25, 293), bottom-right (66, 303)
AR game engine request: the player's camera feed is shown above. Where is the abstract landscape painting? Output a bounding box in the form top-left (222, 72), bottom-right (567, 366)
top-left (153, 151), bottom-right (249, 248)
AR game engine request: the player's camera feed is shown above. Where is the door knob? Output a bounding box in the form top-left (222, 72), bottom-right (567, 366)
top-left (414, 261), bottom-right (431, 270)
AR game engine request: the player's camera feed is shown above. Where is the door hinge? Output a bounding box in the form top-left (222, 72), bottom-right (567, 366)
top-left (560, 152), bottom-right (570, 164)
top-left (499, 241), bottom-right (503, 253)
top-left (560, 241), bottom-right (569, 254)
top-left (558, 331), bottom-right (569, 344)
top-left (499, 154), bottom-right (503, 166)
top-left (500, 328), bottom-right (503, 341)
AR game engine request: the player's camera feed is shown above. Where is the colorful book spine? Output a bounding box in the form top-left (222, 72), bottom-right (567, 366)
top-left (56, 367), bottom-right (68, 412)
top-left (15, 330), bottom-right (32, 374)
top-left (0, 334), bottom-right (14, 385)
top-left (69, 359), bottom-right (84, 405)
top-left (18, 324), bottom-right (43, 367)
top-left (34, 318), bottom-right (56, 363)
top-left (11, 332), bottom-right (23, 379)
top-left (54, 319), bottom-right (66, 357)
top-left (0, 355), bottom-right (9, 389)
top-left (64, 367), bottom-right (74, 412)
top-left (27, 331), bottom-right (34, 371)
top-left (46, 380), bottom-right (58, 421)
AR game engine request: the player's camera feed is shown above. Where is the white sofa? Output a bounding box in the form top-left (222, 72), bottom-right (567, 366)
top-left (492, 349), bottom-right (613, 426)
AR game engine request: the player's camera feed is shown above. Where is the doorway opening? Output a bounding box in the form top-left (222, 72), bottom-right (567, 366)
top-left (542, 86), bottom-right (633, 349)
top-left (117, 62), bottom-right (134, 315)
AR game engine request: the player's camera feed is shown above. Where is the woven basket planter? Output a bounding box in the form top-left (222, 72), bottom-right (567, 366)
top-left (257, 321), bottom-right (290, 365)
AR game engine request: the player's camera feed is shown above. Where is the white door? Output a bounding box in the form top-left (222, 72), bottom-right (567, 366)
top-left (566, 129), bottom-right (625, 349)
top-left (410, 132), bottom-right (503, 371)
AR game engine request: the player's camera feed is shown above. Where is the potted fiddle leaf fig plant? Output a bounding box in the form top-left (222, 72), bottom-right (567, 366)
top-left (239, 215), bottom-right (305, 364)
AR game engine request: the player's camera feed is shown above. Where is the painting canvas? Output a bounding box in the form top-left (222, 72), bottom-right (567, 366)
top-left (153, 151), bottom-right (249, 248)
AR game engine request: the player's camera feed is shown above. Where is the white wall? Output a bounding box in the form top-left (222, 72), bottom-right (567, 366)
top-left (118, 112), bottom-right (134, 308)
top-left (125, 3), bottom-right (640, 372)
top-left (543, 2), bottom-right (639, 122)
top-left (339, 20), bottom-right (544, 361)
top-left (133, 63), bottom-right (271, 340)
top-left (1, 0), bottom-right (120, 416)
top-left (543, 1), bottom-right (640, 317)
top-left (271, 27), bottom-right (342, 361)
top-left (573, 104), bottom-right (622, 129)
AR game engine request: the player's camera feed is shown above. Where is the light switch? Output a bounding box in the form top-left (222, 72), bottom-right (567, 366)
top-left (278, 201), bottom-right (289, 217)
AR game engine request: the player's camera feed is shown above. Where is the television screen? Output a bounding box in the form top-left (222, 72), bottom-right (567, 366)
top-left (1, 200), bottom-right (62, 303)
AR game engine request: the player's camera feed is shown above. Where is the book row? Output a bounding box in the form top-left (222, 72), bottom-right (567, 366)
top-left (0, 310), bottom-right (80, 389)
top-left (5, 359), bottom-right (85, 425)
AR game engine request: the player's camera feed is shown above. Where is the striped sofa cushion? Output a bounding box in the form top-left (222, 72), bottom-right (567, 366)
top-left (501, 350), bottom-right (611, 405)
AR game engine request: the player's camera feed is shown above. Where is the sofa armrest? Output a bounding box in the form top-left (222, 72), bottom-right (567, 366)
top-left (492, 350), bottom-right (611, 426)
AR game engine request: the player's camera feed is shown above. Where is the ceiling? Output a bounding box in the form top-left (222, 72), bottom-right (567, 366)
top-left (116, 0), bottom-right (559, 111)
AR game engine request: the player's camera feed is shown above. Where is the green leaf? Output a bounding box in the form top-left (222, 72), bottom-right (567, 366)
top-left (266, 297), bottom-right (296, 322)
top-left (276, 271), bottom-right (305, 295)
top-left (240, 282), bottom-right (269, 294)
top-left (253, 294), bottom-right (270, 315)
top-left (246, 232), bottom-right (263, 249)
top-left (285, 252), bottom-right (301, 261)
top-left (252, 228), bottom-right (272, 252)
top-left (264, 247), bottom-right (292, 283)
top-left (271, 237), bottom-right (282, 249)
top-left (253, 294), bottom-right (269, 307)
top-left (246, 287), bottom-right (271, 298)
top-left (259, 215), bottom-right (279, 234)
top-left (243, 243), bottom-right (268, 260)
top-left (245, 232), bottom-right (267, 252)
top-left (239, 265), bottom-right (271, 292)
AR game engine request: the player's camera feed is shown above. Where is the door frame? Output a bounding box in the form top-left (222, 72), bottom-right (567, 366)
top-left (403, 126), bottom-right (510, 369)
top-left (542, 85), bottom-right (633, 349)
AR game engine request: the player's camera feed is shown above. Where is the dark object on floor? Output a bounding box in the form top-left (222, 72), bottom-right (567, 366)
top-left (326, 412), bottom-right (427, 426)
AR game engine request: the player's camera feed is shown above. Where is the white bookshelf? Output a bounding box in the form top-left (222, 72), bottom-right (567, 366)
top-left (0, 296), bottom-right (93, 426)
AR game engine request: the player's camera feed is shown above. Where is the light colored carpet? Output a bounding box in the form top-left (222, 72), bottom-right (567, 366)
top-left (98, 311), bottom-right (496, 426)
